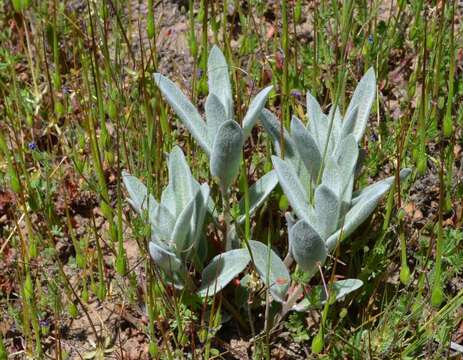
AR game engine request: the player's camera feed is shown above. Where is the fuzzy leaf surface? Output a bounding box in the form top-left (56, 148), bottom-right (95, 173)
top-left (334, 134), bottom-right (359, 198)
top-left (208, 46), bottom-right (233, 118)
top-left (189, 184), bottom-right (210, 254)
top-left (345, 68), bottom-right (376, 142)
top-left (122, 171), bottom-right (158, 215)
top-left (291, 116), bottom-right (321, 182)
top-left (150, 203), bottom-right (176, 242)
top-left (198, 249), bottom-right (251, 297)
top-left (154, 73), bottom-right (211, 154)
top-left (325, 169), bottom-right (411, 250)
top-left (168, 146), bottom-right (199, 217)
top-left (328, 105), bottom-right (342, 144)
top-left (313, 185), bottom-right (340, 239)
top-left (272, 156), bottom-right (311, 221)
top-left (205, 93), bottom-right (228, 141)
top-left (306, 92), bottom-right (324, 149)
top-left (321, 157), bottom-right (343, 198)
top-left (242, 86), bottom-right (273, 139)
top-left (340, 106), bottom-right (359, 140)
top-left (210, 120), bottom-right (244, 190)
top-left (149, 241), bottom-right (183, 273)
top-left (248, 240), bottom-right (290, 303)
top-left (293, 279), bottom-right (363, 312)
top-left (260, 109), bottom-right (308, 183)
top-left (289, 220), bottom-right (327, 272)
top-left (237, 170), bottom-right (278, 224)
top-left (351, 168), bottom-right (412, 207)
top-left (170, 190), bottom-right (197, 254)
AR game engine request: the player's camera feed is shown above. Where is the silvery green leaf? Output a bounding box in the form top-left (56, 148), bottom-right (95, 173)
top-left (172, 184), bottom-right (210, 257)
top-left (210, 120), bottom-right (244, 190)
top-left (321, 157), bottom-right (343, 198)
top-left (334, 134), bottom-right (358, 197)
top-left (335, 134), bottom-right (359, 175)
top-left (306, 91), bottom-right (324, 149)
top-left (345, 68), bottom-right (376, 142)
top-left (291, 116), bottom-right (321, 182)
top-left (150, 203), bottom-right (176, 242)
top-left (198, 249), bottom-right (251, 297)
top-left (160, 183), bottom-right (176, 216)
top-left (341, 176), bottom-right (355, 218)
top-left (313, 185), bottom-right (340, 239)
top-left (351, 168), bottom-right (411, 207)
top-left (330, 278), bottom-right (363, 299)
top-left (325, 200), bottom-right (374, 250)
top-left (168, 146), bottom-right (200, 217)
top-left (170, 190), bottom-right (197, 254)
top-left (260, 109), bottom-right (309, 184)
top-left (190, 184), bottom-right (210, 252)
top-left (260, 109), bottom-right (298, 163)
top-left (325, 168), bottom-right (411, 250)
top-left (154, 73), bottom-right (211, 155)
top-left (289, 220), bottom-right (327, 272)
top-left (242, 86), bottom-right (273, 139)
top-left (340, 106), bottom-right (359, 140)
top-left (208, 46), bottom-right (233, 118)
top-left (306, 94), bottom-right (336, 154)
top-left (322, 135), bottom-right (358, 200)
top-left (237, 170), bottom-right (278, 224)
top-left (293, 279), bottom-right (363, 312)
top-left (205, 93), bottom-right (228, 141)
top-left (122, 171), bottom-right (175, 240)
top-left (248, 240), bottom-right (290, 303)
top-left (328, 105), bottom-right (342, 143)
top-left (149, 241), bottom-right (183, 273)
top-left (122, 171), bottom-right (158, 215)
top-left (271, 156), bottom-right (311, 221)
top-left (317, 112), bottom-right (336, 155)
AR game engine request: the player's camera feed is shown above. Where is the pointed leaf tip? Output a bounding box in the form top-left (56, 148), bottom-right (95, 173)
top-left (154, 73), bottom-right (211, 155)
top-left (271, 156), bottom-right (311, 221)
top-left (208, 46), bottom-right (233, 118)
top-left (243, 86), bottom-right (274, 139)
top-left (345, 68), bottom-right (377, 143)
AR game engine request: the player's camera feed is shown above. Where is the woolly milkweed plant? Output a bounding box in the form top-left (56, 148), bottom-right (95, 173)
top-left (123, 46), bottom-right (411, 343)
top-left (260, 68), bottom-right (411, 313)
top-left (123, 46), bottom-right (285, 299)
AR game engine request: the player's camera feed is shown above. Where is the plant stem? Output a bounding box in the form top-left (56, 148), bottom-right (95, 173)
top-left (281, 0), bottom-right (289, 129)
top-left (221, 188), bottom-right (233, 250)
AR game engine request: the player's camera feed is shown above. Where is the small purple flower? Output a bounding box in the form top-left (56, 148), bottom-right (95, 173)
top-left (291, 90), bottom-right (302, 99)
top-left (196, 68), bottom-right (203, 79)
top-left (368, 34), bottom-right (374, 45)
top-left (28, 142), bottom-right (37, 151)
top-left (39, 319), bottom-right (49, 327)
